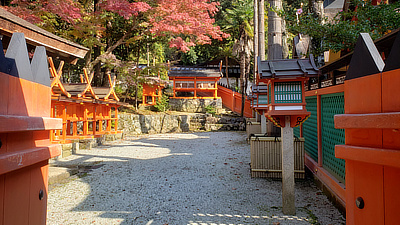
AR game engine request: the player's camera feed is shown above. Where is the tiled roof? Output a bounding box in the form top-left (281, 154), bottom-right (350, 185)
top-left (168, 67), bottom-right (222, 78)
top-left (257, 55), bottom-right (320, 79)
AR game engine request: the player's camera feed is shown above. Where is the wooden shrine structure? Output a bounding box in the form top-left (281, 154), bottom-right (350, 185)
top-left (141, 77), bottom-right (168, 106)
top-left (334, 32), bottom-right (400, 225)
top-left (0, 7), bottom-right (91, 224)
top-left (50, 58), bottom-right (123, 143)
top-left (168, 66), bottom-right (222, 99)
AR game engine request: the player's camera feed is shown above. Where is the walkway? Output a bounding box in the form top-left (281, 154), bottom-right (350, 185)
top-left (47, 132), bottom-right (345, 225)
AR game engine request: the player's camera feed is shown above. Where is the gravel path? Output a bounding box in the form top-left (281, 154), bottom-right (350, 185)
top-left (47, 131), bottom-right (345, 225)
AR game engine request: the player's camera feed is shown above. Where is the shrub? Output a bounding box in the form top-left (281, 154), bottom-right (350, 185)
top-left (204, 105), bottom-right (216, 115)
top-left (154, 95), bottom-right (170, 112)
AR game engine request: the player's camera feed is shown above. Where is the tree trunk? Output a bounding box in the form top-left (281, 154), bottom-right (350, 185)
top-left (282, 19), bottom-right (289, 59)
top-left (94, 46), bottom-right (101, 86)
top-left (85, 19), bottom-right (138, 74)
top-left (135, 46), bottom-right (141, 110)
top-left (225, 56), bottom-right (230, 89)
top-left (240, 49), bottom-right (246, 117)
top-left (258, 0), bottom-right (266, 60)
top-left (254, 0), bottom-right (259, 78)
top-left (93, 0), bottom-right (101, 86)
top-left (268, 0), bottom-right (283, 60)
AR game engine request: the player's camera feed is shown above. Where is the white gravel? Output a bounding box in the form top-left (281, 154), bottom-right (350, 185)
top-left (47, 131), bottom-right (345, 225)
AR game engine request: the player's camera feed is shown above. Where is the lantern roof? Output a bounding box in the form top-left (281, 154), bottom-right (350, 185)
top-left (251, 84), bottom-right (268, 93)
top-left (168, 66), bottom-right (222, 78)
top-left (257, 55), bottom-right (320, 79)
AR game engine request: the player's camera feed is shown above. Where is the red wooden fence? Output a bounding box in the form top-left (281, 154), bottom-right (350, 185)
top-left (217, 85), bottom-right (253, 118)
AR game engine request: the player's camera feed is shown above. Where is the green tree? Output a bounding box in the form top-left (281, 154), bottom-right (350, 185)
top-left (221, 0), bottom-right (254, 116)
top-left (279, 0), bottom-right (400, 56)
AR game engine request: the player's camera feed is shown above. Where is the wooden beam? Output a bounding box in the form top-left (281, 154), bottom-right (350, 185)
top-left (336, 145), bottom-right (400, 168)
top-left (0, 115), bottom-right (62, 132)
top-left (335, 112), bottom-right (400, 129)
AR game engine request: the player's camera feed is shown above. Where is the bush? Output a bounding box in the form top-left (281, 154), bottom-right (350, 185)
top-left (204, 105), bottom-right (216, 115)
top-left (154, 95), bottom-right (170, 112)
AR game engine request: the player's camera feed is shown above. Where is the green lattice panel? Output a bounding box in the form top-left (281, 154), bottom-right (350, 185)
top-left (268, 84), bottom-right (271, 104)
top-left (274, 82), bottom-right (302, 103)
top-left (303, 97), bottom-right (318, 162)
top-left (321, 92), bottom-right (345, 183)
top-left (258, 95), bottom-right (269, 105)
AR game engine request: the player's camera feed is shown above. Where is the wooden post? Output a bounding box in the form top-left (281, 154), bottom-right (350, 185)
top-left (107, 106), bottom-right (111, 132)
top-left (93, 105), bottom-right (97, 136)
top-left (173, 79), bottom-right (176, 98)
top-left (83, 106), bottom-right (88, 136)
top-left (114, 106), bottom-right (118, 132)
top-left (214, 80), bottom-right (218, 99)
top-left (62, 104), bottom-right (67, 141)
top-left (98, 105), bottom-right (103, 134)
top-left (194, 77), bottom-right (197, 99)
top-left (282, 115), bottom-right (295, 215)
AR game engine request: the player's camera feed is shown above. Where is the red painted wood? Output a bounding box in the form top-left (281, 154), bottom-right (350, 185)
top-left (0, 115), bottom-right (62, 132)
top-left (305, 84), bottom-right (344, 97)
top-left (382, 68), bottom-right (400, 113)
top-left (336, 145), bottom-right (400, 168)
top-left (304, 154), bottom-right (346, 206)
top-left (6, 132), bottom-right (35, 153)
top-left (346, 161), bottom-right (384, 225)
top-left (335, 112), bottom-right (400, 129)
top-left (0, 73), bottom-right (9, 115)
top-left (344, 74), bottom-right (382, 114)
top-left (7, 76), bottom-right (28, 116)
top-left (4, 167), bottom-right (31, 225)
top-left (29, 162), bottom-right (48, 225)
top-left (0, 145), bottom-right (61, 175)
top-left (384, 166), bottom-right (400, 225)
top-left (383, 129), bottom-right (400, 150)
top-left (0, 175), bottom-right (4, 225)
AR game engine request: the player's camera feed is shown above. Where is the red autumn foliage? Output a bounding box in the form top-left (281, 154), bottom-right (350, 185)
top-left (3, 0), bottom-right (228, 54)
top-left (150, 0), bottom-right (230, 52)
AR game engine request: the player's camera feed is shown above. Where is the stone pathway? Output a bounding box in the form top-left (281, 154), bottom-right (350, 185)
top-left (47, 132), bottom-right (345, 225)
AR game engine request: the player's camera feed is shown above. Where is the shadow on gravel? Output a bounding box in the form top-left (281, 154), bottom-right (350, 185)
top-left (48, 132), bottom-right (345, 225)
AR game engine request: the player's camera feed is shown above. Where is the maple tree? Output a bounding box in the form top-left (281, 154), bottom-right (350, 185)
top-left (3, 0), bottom-right (228, 74)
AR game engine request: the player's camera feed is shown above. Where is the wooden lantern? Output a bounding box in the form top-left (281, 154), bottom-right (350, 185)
top-left (257, 56), bottom-right (320, 128)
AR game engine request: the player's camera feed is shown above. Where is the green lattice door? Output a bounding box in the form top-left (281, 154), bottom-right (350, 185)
top-left (303, 97), bottom-right (318, 162)
top-left (321, 93), bottom-right (346, 183)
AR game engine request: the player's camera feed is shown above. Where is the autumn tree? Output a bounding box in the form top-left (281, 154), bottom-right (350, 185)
top-left (3, 0), bottom-right (228, 84)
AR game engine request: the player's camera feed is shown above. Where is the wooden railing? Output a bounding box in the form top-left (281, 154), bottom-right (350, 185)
top-left (217, 85), bottom-right (253, 118)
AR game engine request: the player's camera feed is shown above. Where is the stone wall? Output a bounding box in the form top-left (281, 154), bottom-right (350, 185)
top-left (169, 98), bottom-right (223, 113)
top-left (118, 112), bottom-right (245, 135)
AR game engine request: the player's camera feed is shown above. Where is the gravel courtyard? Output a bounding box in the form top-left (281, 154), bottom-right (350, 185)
top-left (47, 131), bottom-right (345, 225)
